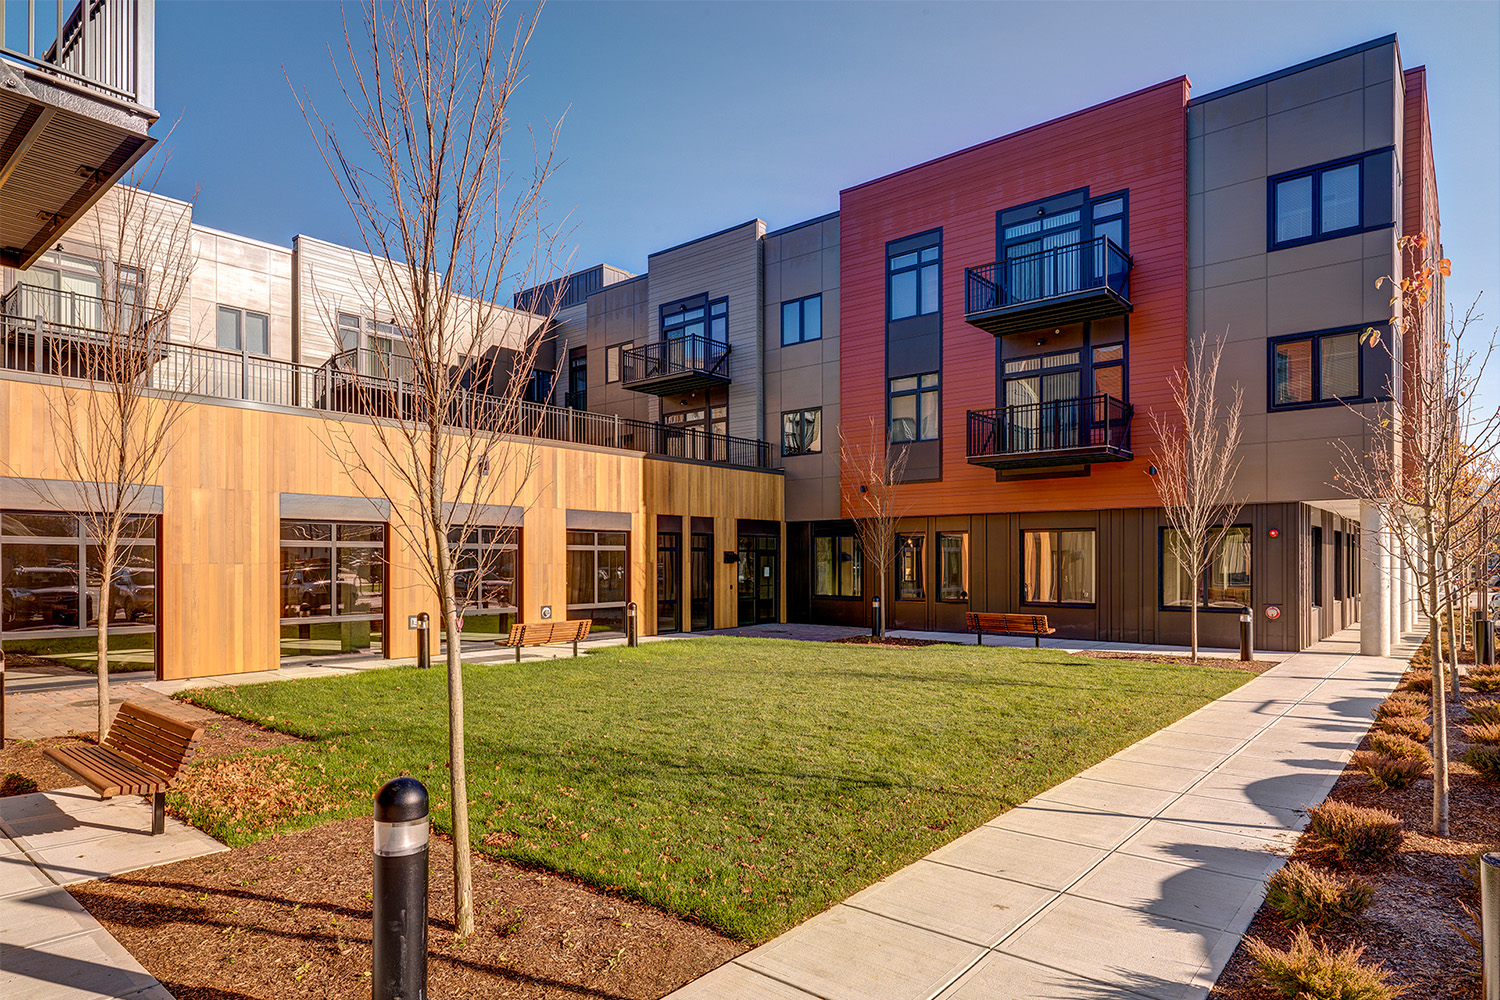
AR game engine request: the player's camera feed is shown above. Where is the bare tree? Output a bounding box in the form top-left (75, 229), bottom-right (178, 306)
top-left (840, 417), bottom-right (910, 638)
top-left (300, 0), bottom-right (566, 936)
top-left (33, 161), bottom-right (196, 741)
top-left (1149, 333), bottom-right (1245, 663)
top-left (1337, 234), bottom-right (1499, 836)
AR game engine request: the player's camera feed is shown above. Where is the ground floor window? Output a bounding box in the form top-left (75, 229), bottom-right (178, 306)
top-left (813, 532), bottom-right (862, 598)
top-left (690, 531), bottom-right (713, 630)
top-left (1161, 525), bottom-right (1252, 610)
top-left (280, 519), bottom-right (385, 658)
top-left (450, 526), bottom-right (519, 641)
top-left (938, 532), bottom-right (969, 602)
top-left (896, 533), bottom-right (925, 600)
top-left (1021, 529), bottom-right (1095, 605)
top-left (0, 509), bottom-right (158, 670)
top-left (567, 530), bottom-right (628, 632)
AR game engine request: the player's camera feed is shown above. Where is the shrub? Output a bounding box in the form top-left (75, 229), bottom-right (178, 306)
top-left (1463, 746), bottom-right (1500, 781)
top-left (1459, 720), bottom-right (1500, 745)
top-left (1246, 927), bottom-right (1404, 1000)
top-left (1466, 698), bottom-right (1500, 725)
top-left (1401, 669), bottom-right (1432, 694)
top-left (0, 773), bottom-right (39, 796)
top-left (1372, 693), bottom-right (1428, 721)
top-left (1306, 800), bottom-right (1404, 863)
top-left (1350, 752), bottom-right (1428, 791)
top-left (1264, 861), bottom-right (1374, 927)
top-left (1367, 731), bottom-right (1432, 764)
top-left (1468, 667), bottom-right (1500, 694)
top-left (1375, 715), bottom-right (1431, 742)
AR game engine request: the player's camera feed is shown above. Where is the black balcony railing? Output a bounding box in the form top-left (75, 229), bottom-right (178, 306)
top-left (1, 304), bottom-right (775, 470)
top-left (621, 334), bottom-right (731, 393)
top-left (964, 237), bottom-right (1132, 336)
top-left (967, 394), bottom-right (1133, 469)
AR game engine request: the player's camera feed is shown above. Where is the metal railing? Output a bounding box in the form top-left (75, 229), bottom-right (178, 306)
top-left (967, 394), bottom-right (1132, 460)
top-left (0, 0), bottom-right (151, 105)
top-left (965, 236), bottom-right (1131, 315)
top-left (621, 334), bottom-right (730, 385)
top-left (0, 297), bottom-right (775, 469)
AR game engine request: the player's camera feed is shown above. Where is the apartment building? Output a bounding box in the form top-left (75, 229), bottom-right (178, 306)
top-left (531, 33), bottom-right (1434, 653)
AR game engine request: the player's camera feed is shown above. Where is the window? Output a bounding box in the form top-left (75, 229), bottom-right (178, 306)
top-left (605, 342), bottom-right (633, 383)
top-left (566, 530), bottom-right (628, 632)
top-left (1271, 158), bottom-right (1364, 248)
top-left (1311, 526), bottom-right (1323, 607)
top-left (566, 347), bottom-right (587, 409)
top-left (280, 520), bottom-right (385, 621)
top-left (813, 532), bottom-right (862, 598)
top-left (896, 533), bottom-right (925, 600)
top-left (938, 533), bottom-right (969, 602)
top-left (781, 294), bottom-right (822, 346)
top-left (782, 408), bottom-right (822, 456)
top-left (338, 312), bottom-right (362, 351)
top-left (1, 510), bottom-right (157, 636)
top-left (1092, 343), bottom-right (1125, 400)
top-left (1162, 526), bottom-right (1252, 611)
top-left (662, 295), bottom-right (727, 343)
top-left (889, 372), bottom-right (939, 443)
top-left (1271, 330), bottom-right (1361, 407)
top-left (1022, 530), bottom-right (1095, 605)
top-left (217, 306), bottom-right (269, 355)
top-left (1333, 529), bottom-right (1344, 601)
top-left (888, 241), bottom-right (939, 320)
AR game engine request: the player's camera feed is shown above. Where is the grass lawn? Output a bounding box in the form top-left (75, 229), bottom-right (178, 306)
top-left (179, 637), bottom-right (1253, 942)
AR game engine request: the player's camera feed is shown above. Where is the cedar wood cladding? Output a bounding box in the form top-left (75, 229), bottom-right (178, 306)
top-left (838, 78), bottom-right (1190, 515)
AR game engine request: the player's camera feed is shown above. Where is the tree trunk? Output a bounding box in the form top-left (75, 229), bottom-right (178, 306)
top-left (440, 555), bottom-right (474, 937)
top-left (96, 544), bottom-right (115, 743)
top-left (1427, 531), bottom-right (1449, 837)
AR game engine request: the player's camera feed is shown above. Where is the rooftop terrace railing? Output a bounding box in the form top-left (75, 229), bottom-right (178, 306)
top-left (0, 0), bottom-right (152, 105)
top-left (1, 291), bottom-right (775, 470)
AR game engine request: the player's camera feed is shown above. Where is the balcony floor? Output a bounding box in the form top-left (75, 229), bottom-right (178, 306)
top-left (967, 443), bottom-right (1133, 472)
top-left (965, 286), bottom-right (1131, 337)
top-left (622, 370), bottom-right (731, 396)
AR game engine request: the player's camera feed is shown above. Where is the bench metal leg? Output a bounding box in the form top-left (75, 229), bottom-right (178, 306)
top-left (516, 645), bottom-right (522, 663)
top-left (151, 791), bottom-right (165, 836)
top-left (573, 638), bottom-right (579, 657)
top-left (1034, 629), bottom-right (1041, 649)
top-left (976, 631), bottom-right (983, 646)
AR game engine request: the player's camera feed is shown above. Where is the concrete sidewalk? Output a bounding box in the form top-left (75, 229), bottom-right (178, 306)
top-left (666, 625), bottom-right (1416, 1000)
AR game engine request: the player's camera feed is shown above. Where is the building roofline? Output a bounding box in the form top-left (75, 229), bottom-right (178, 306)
top-left (841, 76), bottom-right (1189, 197)
top-left (1187, 33), bottom-right (1399, 106)
top-left (764, 210), bottom-right (839, 240)
top-left (192, 223), bottom-right (291, 255)
top-left (648, 219), bottom-right (763, 260)
top-left (586, 271), bottom-right (649, 302)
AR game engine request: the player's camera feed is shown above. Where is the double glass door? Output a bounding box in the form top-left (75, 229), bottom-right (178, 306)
top-left (736, 535), bottom-right (778, 625)
top-left (1003, 208), bottom-right (1082, 303)
top-left (1003, 355), bottom-right (1081, 452)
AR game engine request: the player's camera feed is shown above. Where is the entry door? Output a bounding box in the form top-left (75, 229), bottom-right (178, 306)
top-left (657, 532), bottom-right (681, 633)
top-left (737, 535), bottom-right (778, 625)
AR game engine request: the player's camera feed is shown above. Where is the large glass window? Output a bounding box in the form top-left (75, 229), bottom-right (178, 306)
top-left (566, 530), bottom-right (628, 632)
top-left (938, 533), bottom-right (969, 602)
top-left (1272, 159), bottom-right (1364, 248)
top-left (217, 306), bottom-right (270, 355)
top-left (449, 525), bottom-right (519, 640)
top-left (1162, 526), bottom-right (1252, 611)
top-left (889, 373), bottom-right (939, 443)
top-left (279, 520), bottom-right (385, 658)
top-left (781, 294), bottom-right (822, 346)
top-left (782, 408), bottom-right (822, 457)
top-left (896, 533), bottom-right (925, 600)
top-left (1022, 530), bottom-right (1095, 605)
top-left (889, 242), bottom-right (940, 320)
top-left (1272, 330), bottom-right (1361, 407)
top-left (813, 532), bottom-right (862, 598)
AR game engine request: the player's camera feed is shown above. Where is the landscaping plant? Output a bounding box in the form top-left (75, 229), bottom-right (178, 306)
top-left (0, 773), bottom-right (39, 796)
top-left (1264, 861), bottom-right (1374, 928)
top-left (1372, 693), bottom-right (1429, 721)
top-left (1306, 800), bottom-right (1404, 863)
top-left (1374, 715), bottom-right (1431, 742)
top-left (1367, 731), bottom-right (1432, 765)
top-left (1350, 752), bottom-right (1429, 791)
top-left (1246, 927), bottom-right (1404, 1000)
top-left (1399, 669), bottom-right (1433, 695)
top-left (1462, 746), bottom-right (1500, 781)
top-left (1466, 666), bottom-right (1500, 694)
top-left (1458, 720), bottom-right (1500, 744)
top-left (1466, 697), bottom-right (1500, 725)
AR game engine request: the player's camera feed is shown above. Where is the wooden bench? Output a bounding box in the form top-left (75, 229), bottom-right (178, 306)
top-left (966, 612), bottom-right (1057, 648)
top-left (42, 701), bottom-right (204, 836)
top-left (497, 619), bottom-right (592, 661)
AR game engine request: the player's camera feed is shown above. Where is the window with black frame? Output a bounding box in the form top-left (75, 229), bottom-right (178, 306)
top-left (1021, 529), bottom-right (1095, 605)
top-left (567, 530), bottom-right (628, 632)
top-left (782, 408), bottom-right (822, 457)
top-left (279, 520), bottom-right (385, 658)
top-left (938, 533), bottom-right (969, 602)
top-left (782, 294), bottom-right (822, 346)
top-left (888, 242), bottom-right (939, 320)
top-left (896, 533), bottom-right (925, 600)
top-left (1003, 352), bottom-right (1081, 452)
top-left (1161, 526), bottom-right (1252, 611)
top-left (1272, 330), bottom-right (1361, 408)
top-left (889, 373), bottom-right (939, 443)
top-left (1271, 159), bottom-right (1362, 248)
top-left (449, 526), bottom-right (519, 642)
top-left (813, 532), bottom-right (862, 599)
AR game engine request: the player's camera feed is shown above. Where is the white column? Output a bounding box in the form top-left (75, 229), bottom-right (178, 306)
top-left (1387, 538), bottom-right (1402, 648)
top-left (1360, 501), bottom-right (1390, 656)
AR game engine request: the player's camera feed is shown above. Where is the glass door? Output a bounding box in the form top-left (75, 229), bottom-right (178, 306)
top-left (737, 535), bottom-right (778, 625)
top-left (690, 532), bottom-right (713, 630)
top-left (657, 531), bottom-right (681, 633)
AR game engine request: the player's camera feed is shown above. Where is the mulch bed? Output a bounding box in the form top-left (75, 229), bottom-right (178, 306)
top-left (72, 816), bottom-right (744, 1000)
top-left (1081, 650), bottom-right (1278, 673)
top-left (1208, 666), bottom-right (1498, 999)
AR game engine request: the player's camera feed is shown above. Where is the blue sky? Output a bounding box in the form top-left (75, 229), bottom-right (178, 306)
top-left (155, 0), bottom-right (1498, 326)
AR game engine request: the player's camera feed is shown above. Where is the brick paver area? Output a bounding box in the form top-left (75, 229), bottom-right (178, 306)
top-left (1, 667), bottom-right (200, 741)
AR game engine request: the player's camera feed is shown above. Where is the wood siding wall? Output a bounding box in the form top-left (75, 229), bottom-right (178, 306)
top-left (838, 79), bottom-right (1191, 515)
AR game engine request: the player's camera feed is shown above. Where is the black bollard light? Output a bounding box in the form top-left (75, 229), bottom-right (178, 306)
top-left (871, 595), bottom-right (882, 639)
top-left (373, 777), bottom-right (429, 1000)
top-left (626, 601), bottom-right (639, 648)
top-left (416, 613), bottom-right (430, 670)
top-left (1239, 610), bottom-right (1253, 662)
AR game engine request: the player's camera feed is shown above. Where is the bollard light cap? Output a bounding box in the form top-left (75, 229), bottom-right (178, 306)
top-left (375, 776), bottom-right (429, 823)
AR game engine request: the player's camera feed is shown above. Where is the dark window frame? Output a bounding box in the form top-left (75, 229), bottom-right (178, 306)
top-left (888, 371), bottom-right (940, 444)
top-left (811, 529), bottom-right (863, 600)
top-left (886, 229), bottom-right (941, 321)
top-left (1311, 526), bottom-right (1324, 608)
top-left (279, 519), bottom-right (386, 623)
top-left (1267, 149), bottom-right (1394, 251)
top-left (565, 529), bottom-right (630, 613)
top-left (1158, 524), bottom-right (1254, 614)
top-left (1019, 528), bottom-right (1097, 608)
top-left (781, 407), bottom-right (822, 457)
top-left (660, 293), bottom-right (728, 343)
top-left (1267, 326), bottom-right (1369, 411)
top-left (895, 532), bottom-right (926, 601)
top-left (937, 531), bottom-right (970, 603)
top-left (781, 293), bottom-right (823, 346)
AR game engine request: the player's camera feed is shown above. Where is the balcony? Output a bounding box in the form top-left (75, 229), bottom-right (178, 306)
top-left (621, 334), bottom-right (730, 396)
top-left (964, 237), bottom-right (1132, 337)
top-left (1, 0), bottom-right (158, 269)
top-left (966, 394), bottom-right (1133, 471)
top-left (1, 282), bottom-right (167, 373)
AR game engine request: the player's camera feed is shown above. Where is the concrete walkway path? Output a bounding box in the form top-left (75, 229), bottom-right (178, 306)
top-left (666, 625), bottom-right (1417, 1000)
